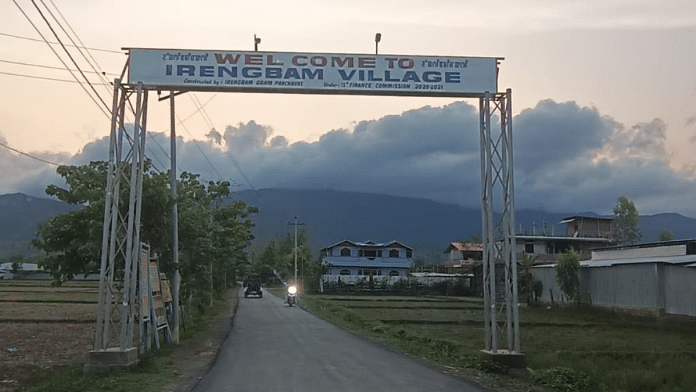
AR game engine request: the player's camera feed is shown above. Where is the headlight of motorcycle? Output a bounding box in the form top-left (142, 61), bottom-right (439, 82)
top-left (288, 285), bottom-right (297, 294)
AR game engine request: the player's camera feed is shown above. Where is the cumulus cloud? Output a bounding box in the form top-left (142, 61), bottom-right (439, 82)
top-left (3, 100), bottom-right (696, 217)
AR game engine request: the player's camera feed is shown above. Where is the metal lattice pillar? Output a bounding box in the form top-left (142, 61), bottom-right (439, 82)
top-left (480, 89), bottom-right (521, 355)
top-left (94, 81), bottom-right (147, 353)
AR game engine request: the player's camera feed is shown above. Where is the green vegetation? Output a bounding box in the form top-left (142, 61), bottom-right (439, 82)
top-left (300, 294), bottom-right (696, 392)
top-left (250, 230), bottom-right (326, 291)
top-left (555, 248), bottom-right (581, 304)
top-left (519, 253), bottom-right (543, 306)
top-left (611, 196), bottom-right (641, 245)
top-left (20, 288), bottom-right (237, 392)
top-left (658, 229), bottom-right (674, 242)
top-left (30, 161), bottom-right (257, 315)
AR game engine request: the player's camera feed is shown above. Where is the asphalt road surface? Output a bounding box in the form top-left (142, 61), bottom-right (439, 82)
top-left (191, 289), bottom-right (486, 392)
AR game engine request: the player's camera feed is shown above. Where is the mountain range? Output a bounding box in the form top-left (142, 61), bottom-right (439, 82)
top-left (2, 190), bottom-right (695, 262)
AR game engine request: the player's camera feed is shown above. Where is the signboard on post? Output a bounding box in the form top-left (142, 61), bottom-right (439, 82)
top-left (126, 48), bottom-right (500, 97)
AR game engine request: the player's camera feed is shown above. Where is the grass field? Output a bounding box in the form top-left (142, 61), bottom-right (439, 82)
top-left (0, 279), bottom-right (238, 392)
top-left (0, 280), bottom-right (99, 391)
top-left (6, 282), bottom-right (696, 392)
top-left (300, 294), bottom-right (696, 392)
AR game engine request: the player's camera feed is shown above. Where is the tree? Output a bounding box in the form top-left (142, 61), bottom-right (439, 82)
top-left (170, 172), bottom-right (257, 308)
top-left (411, 256), bottom-right (426, 272)
top-left (32, 162), bottom-right (258, 315)
top-left (611, 196), bottom-right (641, 245)
top-left (658, 229), bottom-right (674, 242)
top-left (555, 248), bottom-right (581, 304)
top-left (519, 253), bottom-right (542, 306)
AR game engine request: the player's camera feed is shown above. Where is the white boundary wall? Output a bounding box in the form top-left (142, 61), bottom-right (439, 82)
top-left (532, 263), bottom-right (696, 317)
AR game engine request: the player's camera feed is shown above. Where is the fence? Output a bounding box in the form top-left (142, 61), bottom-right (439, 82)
top-left (532, 263), bottom-right (696, 317)
top-left (320, 274), bottom-right (474, 296)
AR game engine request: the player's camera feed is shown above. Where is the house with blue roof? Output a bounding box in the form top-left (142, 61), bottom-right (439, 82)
top-left (320, 240), bottom-right (413, 280)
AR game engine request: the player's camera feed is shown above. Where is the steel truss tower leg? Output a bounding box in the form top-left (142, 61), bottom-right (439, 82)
top-left (480, 89), bottom-right (521, 355)
top-left (94, 81), bottom-right (147, 352)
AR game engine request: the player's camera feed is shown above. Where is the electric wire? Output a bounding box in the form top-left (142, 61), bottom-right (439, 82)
top-left (189, 93), bottom-right (258, 193)
top-left (43, 0), bottom-right (113, 96)
top-left (8, 5), bottom-right (236, 185)
top-left (176, 113), bottom-right (226, 181)
top-left (43, 0), bottom-right (166, 173)
top-left (0, 141), bottom-right (61, 166)
top-left (0, 70), bottom-right (101, 83)
top-left (0, 31), bottom-right (122, 54)
top-left (10, 1), bottom-right (154, 172)
top-left (29, 0), bottom-right (111, 115)
top-left (0, 59), bottom-right (118, 76)
top-left (11, 0), bottom-right (111, 119)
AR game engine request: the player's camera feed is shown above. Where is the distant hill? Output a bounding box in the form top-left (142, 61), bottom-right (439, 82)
top-left (230, 189), bottom-right (482, 262)
top-left (0, 193), bottom-right (82, 258)
top-left (230, 189), bottom-right (696, 262)
top-left (2, 190), bottom-right (695, 262)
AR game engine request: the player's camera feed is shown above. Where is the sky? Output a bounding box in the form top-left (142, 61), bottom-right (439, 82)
top-left (1, 0), bottom-right (696, 217)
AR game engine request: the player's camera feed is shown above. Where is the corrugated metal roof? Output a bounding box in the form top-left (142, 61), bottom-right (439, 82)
top-left (516, 235), bottom-right (612, 243)
top-left (582, 254), bottom-right (696, 267)
top-left (444, 242), bottom-right (483, 252)
top-left (321, 240), bottom-right (413, 251)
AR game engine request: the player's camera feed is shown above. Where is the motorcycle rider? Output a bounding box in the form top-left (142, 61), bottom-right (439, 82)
top-left (285, 280), bottom-right (297, 305)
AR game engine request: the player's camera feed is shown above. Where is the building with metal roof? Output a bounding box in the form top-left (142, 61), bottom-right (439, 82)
top-left (320, 240), bottom-right (413, 280)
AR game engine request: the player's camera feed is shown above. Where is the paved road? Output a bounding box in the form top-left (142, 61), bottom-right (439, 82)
top-left (192, 289), bottom-right (486, 392)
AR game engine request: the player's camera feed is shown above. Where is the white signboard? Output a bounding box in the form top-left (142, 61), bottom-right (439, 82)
top-left (127, 48), bottom-right (499, 97)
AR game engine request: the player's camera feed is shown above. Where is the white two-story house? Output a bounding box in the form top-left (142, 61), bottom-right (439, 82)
top-left (320, 240), bottom-right (414, 281)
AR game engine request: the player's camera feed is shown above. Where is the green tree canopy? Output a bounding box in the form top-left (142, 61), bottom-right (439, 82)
top-left (658, 229), bottom-right (674, 242)
top-left (32, 161), bottom-right (258, 310)
top-left (611, 196), bottom-right (641, 245)
top-left (519, 252), bottom-right (542, 305)
top-left (555, 248), bottom-right (581, 304)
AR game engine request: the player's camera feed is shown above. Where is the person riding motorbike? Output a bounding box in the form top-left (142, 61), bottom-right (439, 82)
top-left (285, 281), bottom-right (297, 306)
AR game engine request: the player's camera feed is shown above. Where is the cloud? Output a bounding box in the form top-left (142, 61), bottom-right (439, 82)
top-left (3, 100), bottom-right (696, 217)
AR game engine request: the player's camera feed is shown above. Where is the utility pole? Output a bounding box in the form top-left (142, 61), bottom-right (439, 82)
top-left (288, 216), bottom-right (304, 287)
top-left (170, 92), bottom-right (180, 344)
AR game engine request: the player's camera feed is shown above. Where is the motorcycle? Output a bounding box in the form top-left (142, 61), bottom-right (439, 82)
top-left (286, 285), bottom-right (297, 307)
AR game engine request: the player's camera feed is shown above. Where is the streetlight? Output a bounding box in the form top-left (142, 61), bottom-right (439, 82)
top-left (375, 33), bottom-right (381, 55)
top-left (254, 34), bottom-right (261, 51)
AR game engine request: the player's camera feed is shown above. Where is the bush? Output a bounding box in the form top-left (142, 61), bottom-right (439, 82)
top-left (555, 248), bottom-right (581, 304)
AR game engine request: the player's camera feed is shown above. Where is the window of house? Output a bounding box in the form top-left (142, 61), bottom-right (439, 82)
top-left (389, 270), bottom-right (400, 277)
top-left (377, 250), bottom-right (382, 257)
top-left (525, 243), bottom-right (534, 254)
top-left (359, 269), bottom-right (381, 276)
top-left (363, 250), bottom-right (377, 259)
top-left (389, 249), bottom-right (399, 258)
top-left (340, 248), bottom-right (351, 256)
top-left (406, 251), bottom-right (412, 258)
top-left (339, 269), bottom-right (351, 275)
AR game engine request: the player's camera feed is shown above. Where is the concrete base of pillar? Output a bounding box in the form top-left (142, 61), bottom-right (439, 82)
top-left (480, 349), bottom-right (529, 378)
top-left (84, 347), bottom-right (139, 374)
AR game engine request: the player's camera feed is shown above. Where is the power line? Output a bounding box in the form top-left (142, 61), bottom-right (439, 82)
top-left (0, 59), bottom-right (118, 76)
top-left (176, 115), bottom-right (226, 181)
top-left (43, 0), bottom-right (113, 97)
top-left (188, 93), bottom-right (258, 193)
top-left (29, 0), bottom-right (111, 115)
top-left (12, 0), bottom-right (111, 119)
top-left (0, 70), bottom-right (105, 83)
top-left (0, 31), bottom-right (123, 54)
top-left (0, 141), bottom-right (61, 166)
